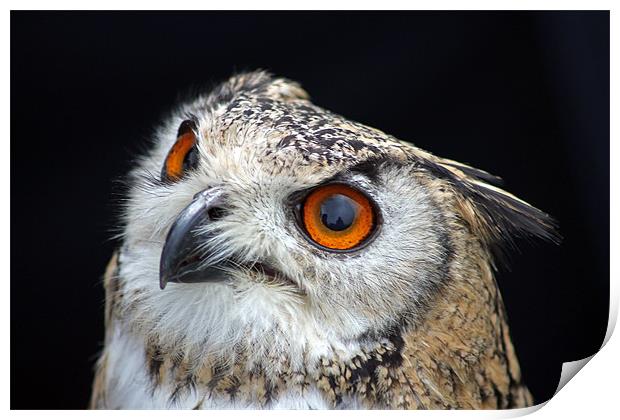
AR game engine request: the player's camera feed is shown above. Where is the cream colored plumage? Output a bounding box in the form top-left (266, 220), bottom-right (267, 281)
top-left (90, 71), bottom-right (557, 409)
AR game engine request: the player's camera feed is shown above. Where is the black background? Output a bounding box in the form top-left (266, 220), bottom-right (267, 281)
top-left (11, 11), bottom-right (609, 409)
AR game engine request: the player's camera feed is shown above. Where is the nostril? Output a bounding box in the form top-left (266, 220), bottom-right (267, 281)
top-left (207, 206), bottom-right (227, 221)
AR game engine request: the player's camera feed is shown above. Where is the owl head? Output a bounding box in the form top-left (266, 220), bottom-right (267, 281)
top-left (117, 71), bottom-right (557, 367)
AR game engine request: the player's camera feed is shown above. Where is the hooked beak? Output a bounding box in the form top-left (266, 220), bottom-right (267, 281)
top-left (159, 187), bottom-right (228, 290)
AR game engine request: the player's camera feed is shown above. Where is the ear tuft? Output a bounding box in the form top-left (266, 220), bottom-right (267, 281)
top-left (207, 70), bottom-right (309, 106)
top-left (418, 156), bottom-right (561, 260)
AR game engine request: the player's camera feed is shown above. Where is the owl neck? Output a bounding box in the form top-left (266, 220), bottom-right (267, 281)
top-left (141, 326), bottom-right (407, 409)
top-left (136, 269), bottom-right (528, 409)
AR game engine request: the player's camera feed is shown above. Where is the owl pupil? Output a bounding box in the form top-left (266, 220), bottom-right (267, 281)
top-left (182, 145), bottom-right (199, 173)
top-left (320, 194), bottom-right (357, 231)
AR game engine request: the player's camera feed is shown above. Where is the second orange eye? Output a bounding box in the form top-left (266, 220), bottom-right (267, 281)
top-left (161, 120), bottom-right (199, 182)
top-left (301, 184), bottom-right (376, 250)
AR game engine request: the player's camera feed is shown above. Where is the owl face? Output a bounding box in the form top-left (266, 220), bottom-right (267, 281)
top-left (118, 72), bottom-right (555, 361)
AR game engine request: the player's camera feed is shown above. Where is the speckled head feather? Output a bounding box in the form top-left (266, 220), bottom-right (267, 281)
top-left (91, 71), bottom-right (558, 409)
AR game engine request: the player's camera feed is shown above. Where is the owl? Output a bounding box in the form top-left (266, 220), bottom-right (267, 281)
top-left (90, 71), bottom-right (558, 409)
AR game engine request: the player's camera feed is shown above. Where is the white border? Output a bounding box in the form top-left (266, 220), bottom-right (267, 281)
top-left (0, 1), bottom-right (617, 10)
top-left (3, 2), bottom-right (616, 419)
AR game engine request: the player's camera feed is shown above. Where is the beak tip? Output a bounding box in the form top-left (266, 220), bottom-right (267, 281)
top-left (159, 274), bottom-right (168, 290)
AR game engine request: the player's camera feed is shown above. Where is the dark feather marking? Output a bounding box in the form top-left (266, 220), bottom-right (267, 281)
top-left (328, 332), bottom-right (406, 402)
top-left (147, 345), bottom-right (164, 386)
top-left (487, 379), bottom-right (502, 408)
top-left (345, 155), bottom-right (394, 181)
top-left (312, 154), bottom-right (402, 188)
top-left (224, 375), bottom-right (241, 400)
top-left (263, 379), bottom-right (277, 406)
top-left (168, 374), bottom-right (196, 406)
top-left (441, 161), bottom-right (504, 187)
top-left (208, 363), bottom-right (228, 390)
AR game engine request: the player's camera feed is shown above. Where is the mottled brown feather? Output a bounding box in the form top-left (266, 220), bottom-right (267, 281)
top-left (89, 252), bottom-right (119, 409)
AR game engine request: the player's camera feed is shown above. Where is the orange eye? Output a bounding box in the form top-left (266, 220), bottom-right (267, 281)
top-left (301, 184), bottom-right (377, 250)
top-left (161, 120), bottom-right (199, 182)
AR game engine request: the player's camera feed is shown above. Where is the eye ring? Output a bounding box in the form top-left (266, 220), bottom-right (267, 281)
top-left (295, 183), bottom-right (381, 252)
top-left (161, 119), bottom-right (199, 182)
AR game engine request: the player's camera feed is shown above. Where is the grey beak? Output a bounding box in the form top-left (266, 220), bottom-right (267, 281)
top-left (159, 187), bottom-right (227, 290)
